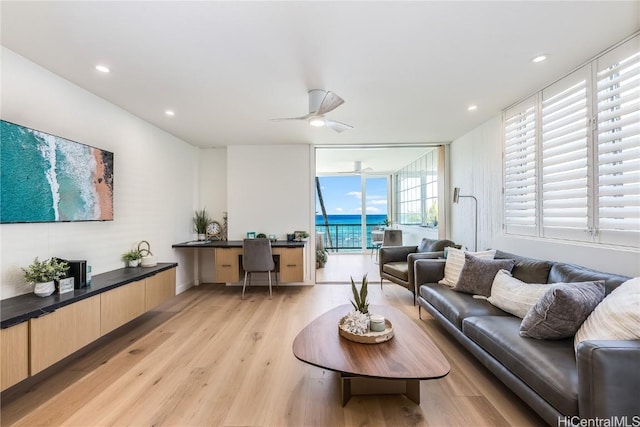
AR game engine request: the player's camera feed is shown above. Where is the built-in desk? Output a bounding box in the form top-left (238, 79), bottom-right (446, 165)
top-left (172, 240), bottom-right (306, 283)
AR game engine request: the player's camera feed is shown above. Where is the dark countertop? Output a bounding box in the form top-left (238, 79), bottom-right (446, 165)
top-left (1, 263), bottom-right (178, 329)
top-left (172, 240), bottom-right (306, 248)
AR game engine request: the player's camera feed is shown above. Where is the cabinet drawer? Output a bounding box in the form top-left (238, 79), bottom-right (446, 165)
top-left (273, 247), bottom-right (304, 283)
top-left (1, 322), bottom-right (29, 390)
top-left (214, 248), bottom-right (242, 283)
top-left (101, 280), bottom-right (146, 335)
top-left (145, 269), bottom-right (176, 310)
top-left (30, 295), bottom-right (101, 374)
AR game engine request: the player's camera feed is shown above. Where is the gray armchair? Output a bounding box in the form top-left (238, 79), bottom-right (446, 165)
top-left (379, 238), bottom-right (457, 304)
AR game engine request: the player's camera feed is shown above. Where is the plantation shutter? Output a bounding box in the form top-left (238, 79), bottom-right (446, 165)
top-left (595, 36), bottom-right (640, 247)
top-left (541, 67), bottom-right (591, 241)
top-left (503, 96), bottom-right (537, 236)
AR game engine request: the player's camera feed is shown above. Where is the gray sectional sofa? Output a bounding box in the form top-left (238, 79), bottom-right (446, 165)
top-left (415, 250), bottom-right (639, 425)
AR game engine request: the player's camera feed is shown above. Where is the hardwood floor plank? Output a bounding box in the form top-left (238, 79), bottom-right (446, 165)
top-left (1, 284), bottom-right (545, 427)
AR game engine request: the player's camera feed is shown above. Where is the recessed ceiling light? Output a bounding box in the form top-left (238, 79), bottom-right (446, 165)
top-left (467, 105), bottom-right (478, 111)
top-left (531, 55), bottom-right (548, 63)
top-left (95, 64), bottom-right (110, 73)
top-left (165, 110), bottom-right (175, 116)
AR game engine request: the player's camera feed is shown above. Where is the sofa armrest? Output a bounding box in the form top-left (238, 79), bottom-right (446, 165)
top-left (577, 340), bottom-right (640, 419)
top-left (414, 259), bottom-right (446, 288)
top-left (407, 252), bottom-right (445, 294)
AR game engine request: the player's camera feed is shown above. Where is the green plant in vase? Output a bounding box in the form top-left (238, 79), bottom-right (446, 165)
top-left (193, 208), bottom-right (210, 240)
top-left (122, 249), bottom-right (142, 267)
top-left (341, 275), bottom-right (370, 335)
top-left (22, 257), bottom-right (69, 297)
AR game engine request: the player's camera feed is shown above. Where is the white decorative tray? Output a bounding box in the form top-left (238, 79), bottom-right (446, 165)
top-left (338, 317), bottom-right (394, 344)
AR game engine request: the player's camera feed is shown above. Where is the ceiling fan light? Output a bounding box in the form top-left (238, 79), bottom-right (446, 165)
top-left (309, 116), bottom-right (325, 127)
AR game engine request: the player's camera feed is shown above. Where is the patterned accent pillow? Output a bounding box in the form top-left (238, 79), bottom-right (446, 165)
top-left (574, 277), bottom-right (640, 350)
top-left (520, 281), bottom-right (605, 340)
top-left (488, 270), bottom-right (554, 318)
top-left (453, 254), bottom-right (515, 297)
top-left (438, 248), bottom-right (495, 287)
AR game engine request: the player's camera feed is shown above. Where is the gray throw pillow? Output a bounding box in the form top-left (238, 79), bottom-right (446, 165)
top-left (520, 281), bottom-right (605, 340)
top-left (417, 238), bottom-right (437, 253)
top-left (453, 254), bottom-right (516, 297)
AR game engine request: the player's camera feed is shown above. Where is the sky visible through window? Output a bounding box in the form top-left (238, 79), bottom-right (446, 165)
top-left (316, 175), bottom-right (387, 215)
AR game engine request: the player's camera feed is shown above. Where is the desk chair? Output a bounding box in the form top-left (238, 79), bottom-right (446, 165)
top-left (242, 238), bottom-right (276, 299)
top-left (370, 227), bottom-right (384, 261)
top-left (382, 229), bottom-right (403, 247)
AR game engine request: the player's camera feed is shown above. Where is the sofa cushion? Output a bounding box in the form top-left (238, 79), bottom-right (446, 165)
top-left (494, 250), bottom-right (553, 284)
top-left (462, 316), bottom-right (578, 417)
top-left (520, 281), bottom-right (605, 340)
top-left (439, 248), bottom-right (496, 287)
top-left (453, 254), bottom-right (515, 297)
top-left (418, 238), bottom-right (456, 253)
top-left (382, 262), bottom-right (409, 282)
top-left (488, 270), bottom-right (554, 318)
top-left (548, 263), bottom-right (630, 295)
top-left (420, 283), bottom-right (510, 330)
top-left (574, 277), bottom-right (640, 350)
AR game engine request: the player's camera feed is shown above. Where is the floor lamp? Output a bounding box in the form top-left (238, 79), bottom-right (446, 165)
top-left (453, 187), bottom-right (478, 252)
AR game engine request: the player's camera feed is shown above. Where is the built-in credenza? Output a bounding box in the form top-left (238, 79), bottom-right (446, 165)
top-left (0, 263), bottom-right (177, 391)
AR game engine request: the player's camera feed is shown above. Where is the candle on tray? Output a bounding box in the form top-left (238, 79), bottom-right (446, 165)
top-left (370, 315), bottom-right (386, 332)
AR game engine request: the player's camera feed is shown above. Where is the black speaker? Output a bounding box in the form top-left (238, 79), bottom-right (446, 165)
top-left (63, 259), bottom-right (87, 288)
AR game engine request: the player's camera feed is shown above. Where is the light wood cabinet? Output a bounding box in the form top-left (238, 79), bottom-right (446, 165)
top-left (273, 247), bottom-right (304, 283)
top-left (30, 295), bottom-right (101, 375)
top-left (214, 247), bottom-right (243, 283)
top-left (1, 322), bottom-right (29, 391)
top-left (145, 268), bottom-right (176, 311)
top-left (100, 279), bottom-right (146, 336)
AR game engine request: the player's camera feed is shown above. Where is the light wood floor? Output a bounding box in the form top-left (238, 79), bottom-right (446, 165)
top-left (316, 253), bottom-right (382, 283)
top-left (1, 284), bottom-right (544, 427)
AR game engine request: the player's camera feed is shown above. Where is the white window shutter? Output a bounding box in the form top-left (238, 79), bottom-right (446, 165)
top-left (541, 67), bottom-right (591, 241)
top-left (595, 36), bottom-right (640, 247)
top-left (503, 97), bottom-right (537, 236)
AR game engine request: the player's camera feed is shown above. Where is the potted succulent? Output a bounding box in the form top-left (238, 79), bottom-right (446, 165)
top-left (122, 249), bottom-right (142, 267)
top-left (193, 208), bottom-right (210, 241)
top-left (316, 249), bottom-right (328, 268)
top-left (340, 275), bottom-right (370, 335)
top-left (22, 257), bottom-right (69, 297)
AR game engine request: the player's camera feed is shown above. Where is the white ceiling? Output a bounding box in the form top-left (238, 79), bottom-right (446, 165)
top-left (1, 1), bottom-right (638, 153)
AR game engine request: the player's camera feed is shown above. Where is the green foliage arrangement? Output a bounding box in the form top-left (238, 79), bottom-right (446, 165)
top-left (22, 257), bottom-right (69, 284)
top-left (122, 249), bottom-right (142, 262)
top-left (350, 274), bottom-right (369, 314)
top-left (193, 208), bottom-right (210, 234)
top-left (316, 249), bottom-right (328, 268)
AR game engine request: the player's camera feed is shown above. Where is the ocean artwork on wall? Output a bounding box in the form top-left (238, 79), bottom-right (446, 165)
top-left (1, 120), bottom-right (114, 223)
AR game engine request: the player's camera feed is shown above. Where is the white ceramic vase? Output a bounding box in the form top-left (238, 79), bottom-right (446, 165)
top-left (34, 281), bottom-right (55, 297)
top-left (127, 259), bottom-right (140, 267)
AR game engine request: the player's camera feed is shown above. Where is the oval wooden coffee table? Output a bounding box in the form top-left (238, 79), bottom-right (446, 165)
top-left (292, 304), bottom-right (450, 405)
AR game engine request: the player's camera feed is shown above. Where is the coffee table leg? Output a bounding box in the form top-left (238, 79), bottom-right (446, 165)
top-left (341, 376), bottom-right (352, 406)
top-left (405, 379), bottom-right (420, 404)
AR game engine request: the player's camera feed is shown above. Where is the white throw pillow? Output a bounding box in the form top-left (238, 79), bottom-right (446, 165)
top-left (488, 270), bottom-right (554, 318)
top-left (574, 277), bottom-right (640, 351)
top-left (439, 248), bottom-right (496, 287)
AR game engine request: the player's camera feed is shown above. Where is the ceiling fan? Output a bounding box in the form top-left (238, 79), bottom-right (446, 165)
top-left (272, 89), bottom-right (353, 132)
top-left (338, 161), bottom-right (374, 174)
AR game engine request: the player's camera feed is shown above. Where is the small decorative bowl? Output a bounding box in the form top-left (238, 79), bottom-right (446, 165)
top-left (338, 316), bottom-right (394, 344)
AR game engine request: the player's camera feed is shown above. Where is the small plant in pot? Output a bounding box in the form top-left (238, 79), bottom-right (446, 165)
top-left (193, 208), bottom-right (210, 241)
top-left (341, 275), bottom-right (370, 334)
top-left (122, 250), bottom-right (142, 267)
top-left (316, 249), bottom-right (328, 268)
top-left (22, 257), bottom-right (69, 297)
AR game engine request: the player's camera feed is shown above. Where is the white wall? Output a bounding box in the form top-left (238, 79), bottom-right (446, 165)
top-left (450, 114), bottom-right (640, 278)
top-left (227, 145), bottom-right (313, 282)
top-left (0, 47), bottom-right (199, 299)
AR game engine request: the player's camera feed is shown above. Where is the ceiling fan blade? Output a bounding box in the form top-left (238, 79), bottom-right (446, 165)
top-left (315, 91), bottom-right (345, 115)
top-left (325, 119), bottom-right (353, 133)
top-left (270, 112), bottom-right (313, 121)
